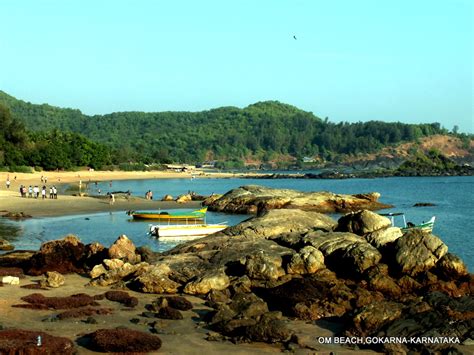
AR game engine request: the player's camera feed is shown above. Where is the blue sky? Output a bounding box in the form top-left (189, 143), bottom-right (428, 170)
top-left (0, 0), bottom-right (472, 132)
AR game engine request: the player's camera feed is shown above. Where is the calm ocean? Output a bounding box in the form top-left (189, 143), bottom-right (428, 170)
top-left (1, 176), bottom-right (473, 270)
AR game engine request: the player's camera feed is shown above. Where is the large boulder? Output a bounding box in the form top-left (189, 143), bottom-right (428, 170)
top-left (183, 268), bottom-right (230, 295)
top-left (129, 264), bottom-right (180, 294)
top-left (25, 235), bottom-right (86, 275)
top-left (80, 329), bottom-right (161, 353)
top-left (365, 226), bottom-right (403, 248)
top-left (221, 209), bottom-right (336, 240)
top-left (304, 232), bottom-right (382, 275)
top-left (205, 185), bottom-right (391, 214)
top-left (242, 250), bottom-right (285, 280)
top-left (286, 246), bottom-right (325, 275)
top-left (436, 253), bottom-right (469, 279)
top-left (336, 210), bottom-right (392, 235)
top-left (108, 235), bottom-right (141, 264)
top-left (350, 301), bottom-right (404, 336)
top-left (394, 230), bottom-right (448, 276)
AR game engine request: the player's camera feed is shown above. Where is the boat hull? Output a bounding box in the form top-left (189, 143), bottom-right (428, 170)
top-left (150, 224), bottom-right (228, 240)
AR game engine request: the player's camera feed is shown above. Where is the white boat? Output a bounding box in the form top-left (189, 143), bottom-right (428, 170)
top-left (380, 213), bottom-right (436, 233)
top-left (149, 223), bottom-right (228, 240)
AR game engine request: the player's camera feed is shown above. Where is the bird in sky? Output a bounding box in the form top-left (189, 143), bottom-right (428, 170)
top-left (293, 35), bottom-right (297, 40)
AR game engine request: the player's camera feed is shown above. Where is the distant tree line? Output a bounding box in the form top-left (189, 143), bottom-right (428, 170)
top-left (0, 104), bottom-right (111, 170)
top-left (0, 91), bottom-right (455, 169)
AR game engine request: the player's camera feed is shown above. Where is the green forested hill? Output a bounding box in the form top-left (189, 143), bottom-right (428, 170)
top-left (0, 90), bottom-right (446, 165)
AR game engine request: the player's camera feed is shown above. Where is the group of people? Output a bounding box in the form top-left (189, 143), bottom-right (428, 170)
top-left (19, 185), bottom-right (58, 199)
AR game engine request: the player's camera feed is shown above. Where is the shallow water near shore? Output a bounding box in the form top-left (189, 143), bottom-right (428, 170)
top-left (1, 175), bottom-right (473, 270)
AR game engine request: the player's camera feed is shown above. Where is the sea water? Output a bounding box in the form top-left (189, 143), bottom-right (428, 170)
top-left (1, 175), bottom-right (473, 270)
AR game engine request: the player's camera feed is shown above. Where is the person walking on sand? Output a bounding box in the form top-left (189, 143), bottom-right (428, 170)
top-left (109, 193), bottom-right (115, 205)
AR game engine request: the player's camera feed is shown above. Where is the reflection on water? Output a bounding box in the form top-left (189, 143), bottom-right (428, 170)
top-left (0, 210), bottom-right (249, 254)
top-left (0, 220), bottom-right (22, 243)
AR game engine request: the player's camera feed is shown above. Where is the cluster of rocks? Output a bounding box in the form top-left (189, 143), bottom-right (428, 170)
top-left (0, 196), bottom-right (472, 352)
top-left (203, 185), bottom-right (392, 214)
top-left (162, 192), bottom-right (207, 203)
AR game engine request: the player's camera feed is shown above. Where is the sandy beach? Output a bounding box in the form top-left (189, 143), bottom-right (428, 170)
top-left (0, 170), bottom-right (230, 218)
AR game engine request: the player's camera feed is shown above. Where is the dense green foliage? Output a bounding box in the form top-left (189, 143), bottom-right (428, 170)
top-left (0, 103), bottom-right (111, 170)
top-left (0, 90), bottom-right (449, 166)
top-left (397, 149), bottom-right (459, 175)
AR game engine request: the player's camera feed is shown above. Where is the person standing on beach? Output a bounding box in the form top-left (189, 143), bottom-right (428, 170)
top-left (49, 186), bottom-right (53, 199)
top-left (109, 193), bottom-right (115, 205)
top-left (6, 177), bottom-right (10, 189)
top-left (41, 186), bottom-right (46, 199)
top-left (53, 186), bottom-right (57, 199)
top-left (149, 190), bottom-right (153, 200)
top-left (28, 185), bottom-right (33, 198)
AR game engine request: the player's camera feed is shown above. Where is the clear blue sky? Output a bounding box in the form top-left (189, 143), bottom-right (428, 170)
top-left (0, 0), bottom-right (472, 132)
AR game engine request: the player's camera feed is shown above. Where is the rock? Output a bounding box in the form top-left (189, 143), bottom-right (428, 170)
top-left (89, 264), bottom-right (107, 279)
top-left (286, 246), bottom-right (325, 274)
top-left (2, 276), bottom-right (20, 285)
top-left (0, 238), bottom-right (14, 251)
top-left (413, 202), bottom-right (436, 207)
top-left (81, 328), bottom-right (161, 352)
top-left (258, 271), bottom-right (353, 320)
top-left (394, 229), bottom-right (448, 276)
top-left (365, 227), bottom-right (403, 248)
top-left (1, 212), bottom-right (32, 219)
top-left (176, 194), bottom-right (192, 203)
top-left (0, 329), bottom-right (74, 354)
top-left (244, 312), bottom-right (293, 343)
top-left (0, 250), bottom-right (35, 267)
top-left (41, 271), bottom-right (65, 288)
top-left (103, 258), bottom-right (125, 270)
top-left (242, 250), bottom-right (285, 280)
top-left (436, 253), bottom-right (468, 279)
top-left (155, 306), bottom-right (183, 320)
top-left (105, 290), bottom-right (138, 307)
top-left (350, 301), bottom-right (404, 336)
top-left (229, 275), bottom-right (252, 294)
top-left (161, 194), bottom-right (174, 201)
top-left (90, 262), bottom-right (148, 287)
top-left (228, 292), bottom-right (269, 319)
top-left (25, 235), bottom-right (86, 275)
top-left (0, 267), bottom-right (24, 278)
top-left (184, 268), bottom-right (230, 295)
top-left (82, 242), bottom-right (108, 270)
top-left (366, 265), bottom-right (401, 298)
top-left (164, 296), bottom-right (193, 311)
top-left (336, 210), bottom-right (392, 235)
top-left (205, 185), bottom-right (391, 214)
top-left (130, 264), bottom-right (180, 294)
top-left (222, 209), bottom-right (336, 240)
top-left (305, 231), bottom-right (381, 275)
top-left (108, 235), bottom-right (141, 264)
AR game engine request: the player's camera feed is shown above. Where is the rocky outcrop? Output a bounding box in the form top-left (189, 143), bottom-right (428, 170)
top-left (394, 229), bottom-right (448, 276)
top-left (108, 235), bottom-right (141, 264)
top-left (336, 210), bottom-right (392, 235)
top-left (0, 238), bottom-right (14, 251)
top-left (205, 185), bottom-right (392, 214)
top-left (41, 271), bottom-right (65, 288)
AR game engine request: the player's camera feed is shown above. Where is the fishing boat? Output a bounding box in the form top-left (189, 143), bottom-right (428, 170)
top-left (128, 207), bottom-right (207, 221)
top-left (149, 222), bottom-right (228, 240)
top-left (380, 212), bottom-right (436, 233)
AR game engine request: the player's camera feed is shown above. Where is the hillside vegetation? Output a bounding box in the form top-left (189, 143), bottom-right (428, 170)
top-left (0, 91), bottom-right (454, 169)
